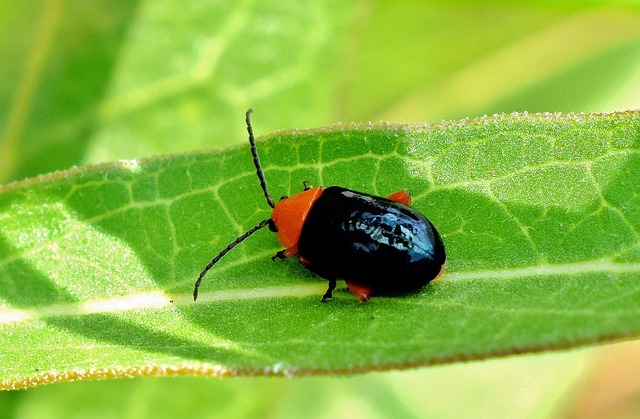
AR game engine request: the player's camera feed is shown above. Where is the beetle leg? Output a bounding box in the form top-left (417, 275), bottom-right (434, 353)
top-left (387, 189), bottom-right (411, 206)
top-left (272, 248), bottom-right (297, 261)
top-left (321, 278), bottom-right (336, 302)
top-left (302, 180), bottom-right (312, 191)
top-left (299, 256), bottom-right (337, 302)
top-left (345, 280), bottom-right (374, 301)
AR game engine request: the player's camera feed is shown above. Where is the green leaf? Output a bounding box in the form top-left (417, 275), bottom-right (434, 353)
top-left (0, 1), bottom-right (140, 183)
top-left (0, 0), bottom-right (358, 184)
top-left (1, 111), bottom-right (639, 389)
top-left (344, 4), bottom-right (640, 123)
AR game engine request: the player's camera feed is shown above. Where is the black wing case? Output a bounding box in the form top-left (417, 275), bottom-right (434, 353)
top-left (297, 186), bottom-right (445, 293)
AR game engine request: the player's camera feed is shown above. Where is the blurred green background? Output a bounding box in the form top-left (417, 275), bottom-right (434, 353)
top-left (1, 0), bottom-right (639, 417)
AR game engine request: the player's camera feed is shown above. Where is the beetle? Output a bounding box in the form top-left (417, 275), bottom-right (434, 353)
top-left (193, 109), bottom-right (446, 302)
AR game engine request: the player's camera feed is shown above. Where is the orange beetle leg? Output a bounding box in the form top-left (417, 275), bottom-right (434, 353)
top-left (345, 280), bottom-right (374, 302)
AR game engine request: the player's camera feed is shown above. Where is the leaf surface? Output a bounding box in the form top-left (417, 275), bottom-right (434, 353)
top-left (1, 111), bottom-right (639, 389)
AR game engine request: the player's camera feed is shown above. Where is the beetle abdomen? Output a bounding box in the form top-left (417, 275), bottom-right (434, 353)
top-left (297, 186), bottom-right (445, 294)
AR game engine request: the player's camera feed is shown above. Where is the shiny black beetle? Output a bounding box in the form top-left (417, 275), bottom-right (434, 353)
top-left (193, 109), bottom-right (446, 302)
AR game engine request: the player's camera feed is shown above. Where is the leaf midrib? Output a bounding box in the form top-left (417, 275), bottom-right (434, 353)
top-left (1, 258), bottom-right (636, 327)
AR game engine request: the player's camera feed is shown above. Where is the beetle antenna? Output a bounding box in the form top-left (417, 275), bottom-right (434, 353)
top-left (193, 218), bottom-right (271, 301)
top-left (246, 109), bottom-right (275, 208)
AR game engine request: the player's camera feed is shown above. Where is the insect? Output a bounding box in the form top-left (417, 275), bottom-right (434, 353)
top-left (193, 109), bottom-right (446, 302)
